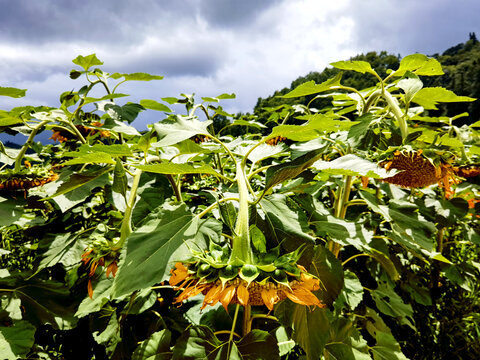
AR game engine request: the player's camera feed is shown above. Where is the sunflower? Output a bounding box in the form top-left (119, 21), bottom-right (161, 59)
top-left (379, 150), bottom-right (459, 197)
top-left (0, 166), bottom-right (58, 191)
top-left (81, 246), bottom-right (119, 298)
top-left (169, 262), bottom-right (324, 311)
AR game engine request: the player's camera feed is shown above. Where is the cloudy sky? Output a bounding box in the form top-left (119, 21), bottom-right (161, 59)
top-left (1, 0), bottom-right (479, 130)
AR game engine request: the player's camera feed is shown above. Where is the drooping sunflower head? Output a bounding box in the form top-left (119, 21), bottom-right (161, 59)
top-left (168, 245), bottom-right (325, 311)
top-left (81, 238), bottom-right (120, 298)
top-left (378, 149), bottom-right (460, 197)
top-left (0, 165), bottom-right (58, 191)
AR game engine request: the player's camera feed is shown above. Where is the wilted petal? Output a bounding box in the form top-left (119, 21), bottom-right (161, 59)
top-left (87, 279), bottom-right (93, 299)
top-left (175, 282), bottom-right (206, 303)
top-left (219, 285), bottom-right (236, 311)
top-left (202, 285), bottom-right (223, 309)
top-left (285, 287), bottom-right (324, 308)
top-left (169, 262), bottom-right (190, 286)
top-left (261, 288), bottom-right (278, 311)
top-left (300, 272), bottom-right (321, 291)
top-left (236, 283), bottom-right (250, 306)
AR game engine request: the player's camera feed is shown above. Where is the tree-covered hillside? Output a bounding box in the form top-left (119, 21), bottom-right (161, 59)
top-left (254, 33), bottom-right (480, 126)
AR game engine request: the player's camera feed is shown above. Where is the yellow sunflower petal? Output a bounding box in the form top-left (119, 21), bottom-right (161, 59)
top-left (202, 284), bottom-right (223, 309)
top-left (219, 285), bottom-right (236, 311)
top-left (261, 287), bottom-right (278, 311)
top-left (169, 262), bottom-right (190, 286)
top-left (236, 283), bottom-right (250, 306)
top-left (285, 287), bottom-right (324, 308)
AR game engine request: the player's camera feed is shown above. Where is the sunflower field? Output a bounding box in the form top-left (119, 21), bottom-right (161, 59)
top-left (1, 54), bottom-right (479, 359)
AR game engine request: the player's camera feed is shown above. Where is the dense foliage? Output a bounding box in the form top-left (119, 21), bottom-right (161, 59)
top-left (0, 50), bottom-right (479, 360)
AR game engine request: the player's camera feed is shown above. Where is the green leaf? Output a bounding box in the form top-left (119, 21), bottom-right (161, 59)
top-left (110, 72), bottom-right (164, 81)
top-left (0, 196), bottom-right (25, 226)
top-left (236, 330), bottom-right (280, 360)
top-left (140, 99), bottom-right (172, 112)
top-left (271, 113), bottom-right (355, 142)
top-left (274, 327), bottom-right (296, 357)
top-left (324, 318), bottom-right (371, 360)
top-left (105, 103), bottom-right (145, 123)
top-left (392, 54), bottom-right (444, 77)
top-left (360, 192), bottom-right (436, 255)
top-left (0, 321), bottom-right (36, 360)
top-left (253, 194), bottom-right (316, 254)
top-left (72, 144), bottom-right (134, 157)
top-left (0, 276), bottom-right (78, 329)
top-left (112, 159), bottom-right (128, 197)
top-left (397, 75), bottom-right (423, 104)
top-left (75, 277), bottom-right (114, 318)
top-left (72, 54), bottom-right (104, 71)
top-left (310, 245), bottom-right (344, 306)
top-left (0, 87), bottom-right (27, 98)
top-left (171, 326), bottom-right (221, 360)
top-left (370, 249), bottom-right (400, 281)
top-left (132, 329), bottom-right (172, 360)
top-left (331, 60), bottom-right (376, 76)
top-left (264, 148), bottom-right (324, 194)
top-left (312, 217), bottom-right (373, 250)
top-left (134, 163), bottom-right (220, 177)
top-left (92, 312), bottom-right (121, 356)
top-left (282, 73), bottom-right (343, 98)
top-left (232, 119), bottom-right (266, 129)
top-left (83, 93), bottom-right (129, 105)
top-left (216, 93), bottom-right (236, 100)
top-left (313, 154), bottom-right (395, 178)
top-left (154, 116), bottom-right (212, 147)
top-left (112, 203), bottom-right (201, 297)
top-left (0, 116), bottom-right (22, 126)
top-left (371, 281), bottom-right (415, 330)
top-left (250, 224), bottom-right (267, 253)
top-left (42, 168), bottom-right (111, 212)
top-left (335, 270), bottom-right (364, 311)
top-left (62, 152), bottom-right (116, 165)
top-left (37, 232), bottom-right (86, 272)
top-left (412, 87), bottom-right (476, 110)
top-left (275, 302), bottom-right (329, 360)
top-left (371, 332), bottom-right (408, 360)
top-left (102, 118), bottom-right (141, 136)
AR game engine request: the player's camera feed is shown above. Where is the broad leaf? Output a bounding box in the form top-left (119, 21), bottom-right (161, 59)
top-left (392, 54), bottom-right (444, 77)
top-left (371, 281), bottom-right (415, 330)
top-left (132, 329), bottom-right (172, 360)
top-left (253, 194), bottom-right (316, 254)
top-left (324, 318), bottom-right (371, 360)
top-left (0, 321), bottom-right (36, 360)
top-left (313, 154), bottom-right (396, 178)
top-left (172, 326), bottom-right (221, 360)
top-left (112, 203), bottom-right (202, 297)
top-left (0, 87), bottom-right (27, 98)
top-left (105, 103), bottom-right (145, 123)
top-left (134, 163), bottom-right (220, 177)
top-left (140, 99), bottom-right (172, 112)
top-left (264, 148), bottom-right (324, 193)
top-left (112, 159), bottom-right (128, 197)
top-left (0, 196), bottom-right (24, 226)
top-left (110, 72), bottom-right (164, 81)
top-left (412, 87), bottom-right (475, 110)
top-left (75, 277), bottom-right (114, 318)
top-left (275, 302), bottom-right (329, 360)
top-left (282, 73), bottom-right (343, 98)
top-left (154, 116), bottom-right (212, 147)
top-left (335, 270), bottom-right (364, 311)
top-left (0, 275), bottom-right (78, 329)
top-left (310, 245), bottom-right (344, 306)
top-left (236, 330), bottom-right (280, 360)
top-left (72, 54), bottom-right (103, 71)
top-left (331, 60), bottom-right (376, 75)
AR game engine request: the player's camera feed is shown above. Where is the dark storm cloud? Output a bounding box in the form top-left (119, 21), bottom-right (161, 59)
top-left (0, 0), bottom-right (196, 44)
top-left (197, 0), bottom-right (282, 28)
top-left (343, 0), bottom-right (480, 56)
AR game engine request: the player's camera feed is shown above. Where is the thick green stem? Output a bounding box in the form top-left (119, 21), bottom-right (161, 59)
top-left (383, 89), bottom-right (408, 140)
top-left (14, 120), bottom-right (50, 172)
top-left (115, 169), bottom-right (142, 249)
top-left (166, 174), bottom-right (183, 202)
top-left (230, 162), bottom-right (254, 264)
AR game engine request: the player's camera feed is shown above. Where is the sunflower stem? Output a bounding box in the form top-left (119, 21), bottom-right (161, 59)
top-left (14, 120), bottom-right (50, 172)
top-left (243, 304), bottom-right (252, 335)
top-left (230, 161), bottom-right (254, 264)
top-left (229, 304), bottom-right (241, 347)
top-left (115, 168), bottom-right (142, 249)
